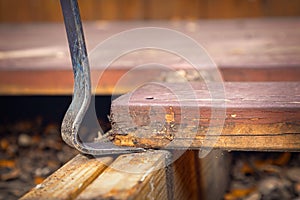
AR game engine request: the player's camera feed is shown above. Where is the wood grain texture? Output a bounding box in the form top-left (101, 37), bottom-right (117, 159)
top-left (0, 19), bottom-right (300, 95)
top-left (171, 150), bottom-right (201, 199)
top-left (21, 154), bottom-right (113, 200)
top-left (76, 150), bottom-right (171, 200)
top-left (198, 150), bottom-right (231, 200)
top-left (21, 150), bottom-right (231, 200)
top-left (111, 82), bottom-right (300, 151)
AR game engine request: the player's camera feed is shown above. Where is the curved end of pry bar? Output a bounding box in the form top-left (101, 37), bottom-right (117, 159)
top-left (59, 0), bottom-right (145, 155)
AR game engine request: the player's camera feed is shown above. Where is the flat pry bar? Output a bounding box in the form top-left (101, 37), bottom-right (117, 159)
top-left (59, 0), bottom-right (145, 155)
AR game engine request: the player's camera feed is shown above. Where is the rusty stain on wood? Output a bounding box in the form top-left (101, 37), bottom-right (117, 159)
top-left (165, 107), bottom-right (175, 123)
top-left (21, 154), bottom-right (113, 200)
top-left (113, 133), bottom-right (300, 151)
top-left (111, 82), bottom-right (300, 151)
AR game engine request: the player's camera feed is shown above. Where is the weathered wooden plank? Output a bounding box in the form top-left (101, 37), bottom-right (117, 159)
top-left (21, 154), bottom-right (113, 200)
top-left (111, 82), bottom-right (300, 151)
top-left (75, 150), bottom-right (230, 200)
top-left (0, 19), bottom-right (300, 95)
top-left (76, 150), bottom-right (171, 200)
top-left (21, 150), bottom-right (231, 200)
top-left (1, 19), bottom-right (299, 70)
top-left (1, 67), bottom-right (300, 95)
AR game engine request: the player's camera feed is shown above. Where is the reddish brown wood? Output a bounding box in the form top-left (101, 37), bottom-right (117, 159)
top-left (111, 82), bottom-right (300, 151)
top-left (1, 19), bottom-right (300, 95)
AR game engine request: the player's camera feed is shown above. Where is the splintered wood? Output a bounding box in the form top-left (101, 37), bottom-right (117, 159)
top-left (21, 150), bottom-right (230, 200)
top-left (111, 82), bottom-right (300, 151)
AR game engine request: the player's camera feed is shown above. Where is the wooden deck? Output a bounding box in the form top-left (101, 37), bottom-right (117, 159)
top-left (11, 18), bottom-right (300, 199)
top-left (1, 18), bottom-right (300, 95)
top-left (20, 81), bottom-right (299, 198)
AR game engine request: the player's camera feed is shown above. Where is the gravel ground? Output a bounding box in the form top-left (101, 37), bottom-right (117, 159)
top-left (0, 119), bottom-right (299, 200)
top-left (0, 119), bottom-right (77, 199)
top-left (225, 152), bottom-right (300, 200)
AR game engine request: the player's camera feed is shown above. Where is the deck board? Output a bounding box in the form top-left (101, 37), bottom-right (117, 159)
top-left (111, 82), bottom-right (300, 151)
top-left (1, 18), bottom-right (300, 95)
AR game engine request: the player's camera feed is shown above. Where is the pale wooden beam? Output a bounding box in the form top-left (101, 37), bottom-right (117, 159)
top-left (20, 154), bottom-right (113, 200)
top-left (21, 150), bottom-right (231, 199)
top-left (76, 150), bottom-right (171, 200)
top-left (198, 150), bottom-right (231, 200)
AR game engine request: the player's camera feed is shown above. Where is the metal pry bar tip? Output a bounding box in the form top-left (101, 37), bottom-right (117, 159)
top-left (59, 0), bottom-right (145, 155)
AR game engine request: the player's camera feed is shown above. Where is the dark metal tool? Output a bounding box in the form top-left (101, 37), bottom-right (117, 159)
top-left (59, 0), bottom-right (144, 155)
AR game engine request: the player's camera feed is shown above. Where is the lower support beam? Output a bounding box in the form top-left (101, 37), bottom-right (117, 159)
top-left (77, 150), bottom-right (171, 200)
top-left (198, 150), bottom-right (231, 200)
top-left (21, 150), bottom-right (231, 200)
top-left (20, 154), bottom-right (113, 200)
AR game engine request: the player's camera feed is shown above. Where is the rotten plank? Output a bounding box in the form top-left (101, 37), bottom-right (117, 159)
top-left (111, 82), bottom-right (300, 151)
top-left (1, 19), bottom-right (300, 95)
top-left (21, 154), bottom-right (113, 200)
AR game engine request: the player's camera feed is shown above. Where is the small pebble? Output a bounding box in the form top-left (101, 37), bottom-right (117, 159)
top-left (258, 177), bottom-right (284, 195)
top-left (18, 134), bottom-right (31, 147)
top-left (232, 160), bottom-right (247, 180)
top-left (286, 168), bottom-right (300, 182)
top-left (281, 178), bottom-right (293, 188)
top-left (294, 183), bottom-right (300, 195)
top-left (44, 124), bottom-right (59, 135)
top-left (258, 177), bottom-right (292, 200)
top-left (34, 167), bottom-right (51, 177)
top-left (244, 192), bottom-right (261, 200)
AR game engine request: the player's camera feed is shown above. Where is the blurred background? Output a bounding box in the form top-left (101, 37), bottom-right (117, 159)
top-left (0, 0), bottom-right (300, 22)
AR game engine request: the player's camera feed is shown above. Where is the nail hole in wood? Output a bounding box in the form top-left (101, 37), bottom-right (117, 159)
top-left (145, 97), bottom-right (154, 100)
